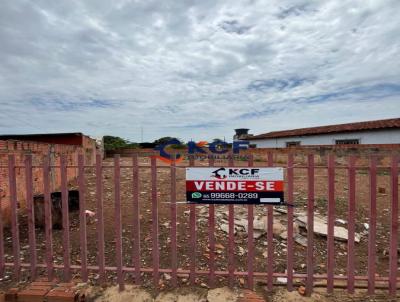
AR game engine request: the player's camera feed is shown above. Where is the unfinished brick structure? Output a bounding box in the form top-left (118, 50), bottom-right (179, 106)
top-left (0, 133), bottom-right (97, 227)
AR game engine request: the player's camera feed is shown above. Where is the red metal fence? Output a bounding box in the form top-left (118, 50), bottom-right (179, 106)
top-left (0, 152), bottom-right (399, 297)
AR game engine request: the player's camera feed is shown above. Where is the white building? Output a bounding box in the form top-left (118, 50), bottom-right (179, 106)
top-left (246, 118), bottom-right (400, 148)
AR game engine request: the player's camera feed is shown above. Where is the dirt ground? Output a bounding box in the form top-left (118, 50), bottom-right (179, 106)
top-left (85, 285), bottom-right (398, 302)
top-left (0, 154), bottom-right (399, 298)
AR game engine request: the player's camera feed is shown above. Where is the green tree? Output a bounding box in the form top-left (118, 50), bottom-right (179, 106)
top-left (153, 137), bottom-right (185, 149)
top-left (153, 136), bottom-right (182, 145)
top-left (103, 135), bottom-right (138, 151)
top-left (153, 137), bottom-right (177, 145)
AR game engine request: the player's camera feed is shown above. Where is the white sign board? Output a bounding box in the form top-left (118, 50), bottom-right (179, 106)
top-left (186, 167), bottom-right (284, 204)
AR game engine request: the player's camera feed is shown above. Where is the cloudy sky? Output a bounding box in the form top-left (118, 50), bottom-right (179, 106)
top-left (0, 0), bottom-right (399, 142)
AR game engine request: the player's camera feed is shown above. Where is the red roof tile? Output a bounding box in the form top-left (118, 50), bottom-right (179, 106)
top-left (250, 118), bottom-right (400, 140)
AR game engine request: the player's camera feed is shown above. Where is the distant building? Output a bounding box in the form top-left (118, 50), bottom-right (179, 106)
top-left (245, 118), bottom-right (400, 148)
top-left (233, 128), bottom-right (253, 141)
top-left (0, 132), bottom-right (94, 146)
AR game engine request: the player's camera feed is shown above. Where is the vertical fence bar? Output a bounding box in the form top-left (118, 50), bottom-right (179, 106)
top-left (347, 156), bottom-right (356, 293)
top-left (228, 155), bottom-right (235, 288)
top-left (170, 159), bottom-right (177, 287)
top-left (247, 154), bottom-right (254, 289)
top-left (8, 155), bottom-right (20, 281)
top-left (286, 154), bottom-right (294, 291)
top-left (389, 155), bottom-right (399, 296)
top-left (189, 156), bottom-right (196, 285)
top-left (0, 184), bottom-right (4, 279)
top-left (151, 156), bottom-right (160, 286)
top-left (306, 154), bottom-right (314, 296)
top-left (43, 155), bottom-right (53, 280)
top-left (60, 155), bottom-right (71, 281)
top-left (114, 155), bottom-right (124, 290)
top-left (327, 154), bottom-right (335, 293)
top-left (267, 152), bottom-right (274, 291)
top-left (96, 153), bottom-right (106, 284)
top-left (78, 154), bottom-right (88, 282)
top-left (208, 157), bottom-right (216, 287)
top-left (132, 154), bottom-right (141, 284)
top-left (25, 154), bottom-right (37, 280)
top-left (368, 156), bottom-right (377, 295)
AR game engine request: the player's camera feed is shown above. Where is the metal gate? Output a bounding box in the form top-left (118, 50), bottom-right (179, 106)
top-left (0, 152), bottom-right (398, 297)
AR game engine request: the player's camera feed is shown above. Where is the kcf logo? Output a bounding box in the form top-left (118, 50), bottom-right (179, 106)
top-left (210, 167), bottom-right (260, 179)
top-left (154, 140), bottom-right (249, 164)
top-left (211, 167), bottom-right (227, 179)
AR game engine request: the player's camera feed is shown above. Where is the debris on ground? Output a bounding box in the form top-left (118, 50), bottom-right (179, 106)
top-left (296, 215), bottom-right (361, 242)
top-left (198, 204), bottom-right (360, 246)
top-left (297, 285), bottom-right (306, 295)
top-left (91, 285), bottom-right (153, 302)
top-left (155, 291), bottom-right (206, 302)
top-left (207, 287), bottom-right (237, 302)
top-left (271, 288), bottom-right (329, 302)
top-left (85, 210), bottom-right (97, 224)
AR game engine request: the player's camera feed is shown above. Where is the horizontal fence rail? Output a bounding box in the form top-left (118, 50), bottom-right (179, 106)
top-left (0, 153), bottom-right (398, 296)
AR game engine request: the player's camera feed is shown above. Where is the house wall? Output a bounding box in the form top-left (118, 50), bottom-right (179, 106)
top-left (0, 136), bottom-right (97, 227)
top-left (248, 129), bottom-right (400, 148)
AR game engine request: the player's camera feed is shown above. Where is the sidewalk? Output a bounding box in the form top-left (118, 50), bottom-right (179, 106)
top-left (1, 281), bottom-right (397, 302)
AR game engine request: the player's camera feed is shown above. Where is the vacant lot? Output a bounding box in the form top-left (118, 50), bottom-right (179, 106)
top-left (1, 153), bottom-right (399, 293)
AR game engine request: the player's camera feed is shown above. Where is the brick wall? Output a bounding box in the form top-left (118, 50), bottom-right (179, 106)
top-left (0, 136), bottom-right (97, 227)
top-left (246, 145), bottom-right (400, 166)
top-left (107, 145), bottom-right (400, 164)
top-left (105, 148), bottom-right (158, 157)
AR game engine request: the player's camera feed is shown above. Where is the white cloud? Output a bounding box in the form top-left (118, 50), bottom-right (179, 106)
top-left (0, 0), bottom-right (399, 142)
